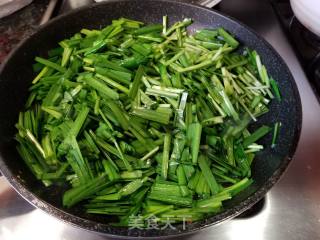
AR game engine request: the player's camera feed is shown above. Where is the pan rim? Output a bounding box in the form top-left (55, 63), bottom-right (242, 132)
top-left (0, 0), bottom-right (302, 238)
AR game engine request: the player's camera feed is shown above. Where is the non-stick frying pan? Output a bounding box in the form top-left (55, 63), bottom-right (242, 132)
top-left (0, 0), bottom-right (302, 238)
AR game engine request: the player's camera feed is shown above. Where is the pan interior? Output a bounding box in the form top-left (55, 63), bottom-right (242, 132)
top-left (0, 0), bottom-right (301, 237)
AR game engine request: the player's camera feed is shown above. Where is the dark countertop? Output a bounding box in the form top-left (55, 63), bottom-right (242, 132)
top-left (0, 0), bottom-right (50, 63)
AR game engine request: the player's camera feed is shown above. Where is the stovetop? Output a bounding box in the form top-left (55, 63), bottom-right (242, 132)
top-left (1, 0), bottom-right (320, 239)
top-left (0, 0), bottom-right (51, 63)
top-left (271, 0), bottom-right (320, 101)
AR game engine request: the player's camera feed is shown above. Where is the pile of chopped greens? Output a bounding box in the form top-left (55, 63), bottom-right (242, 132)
top-left (15, 17), bottom-right (281, 226)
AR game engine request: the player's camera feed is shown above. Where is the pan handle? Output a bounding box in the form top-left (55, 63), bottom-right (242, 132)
top-left (198, 0), bottom-right (222, 8)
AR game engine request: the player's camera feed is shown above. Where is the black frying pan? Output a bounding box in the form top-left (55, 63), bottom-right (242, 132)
top-left (0, 0), bottom-right (302, 238)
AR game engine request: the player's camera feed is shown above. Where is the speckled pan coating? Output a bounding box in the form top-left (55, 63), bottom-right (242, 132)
top-left (0, 0), bottom-right (302, 238)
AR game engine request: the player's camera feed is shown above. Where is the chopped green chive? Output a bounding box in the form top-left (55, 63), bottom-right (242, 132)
top-left (16, 16), bottom-right (279, 226)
